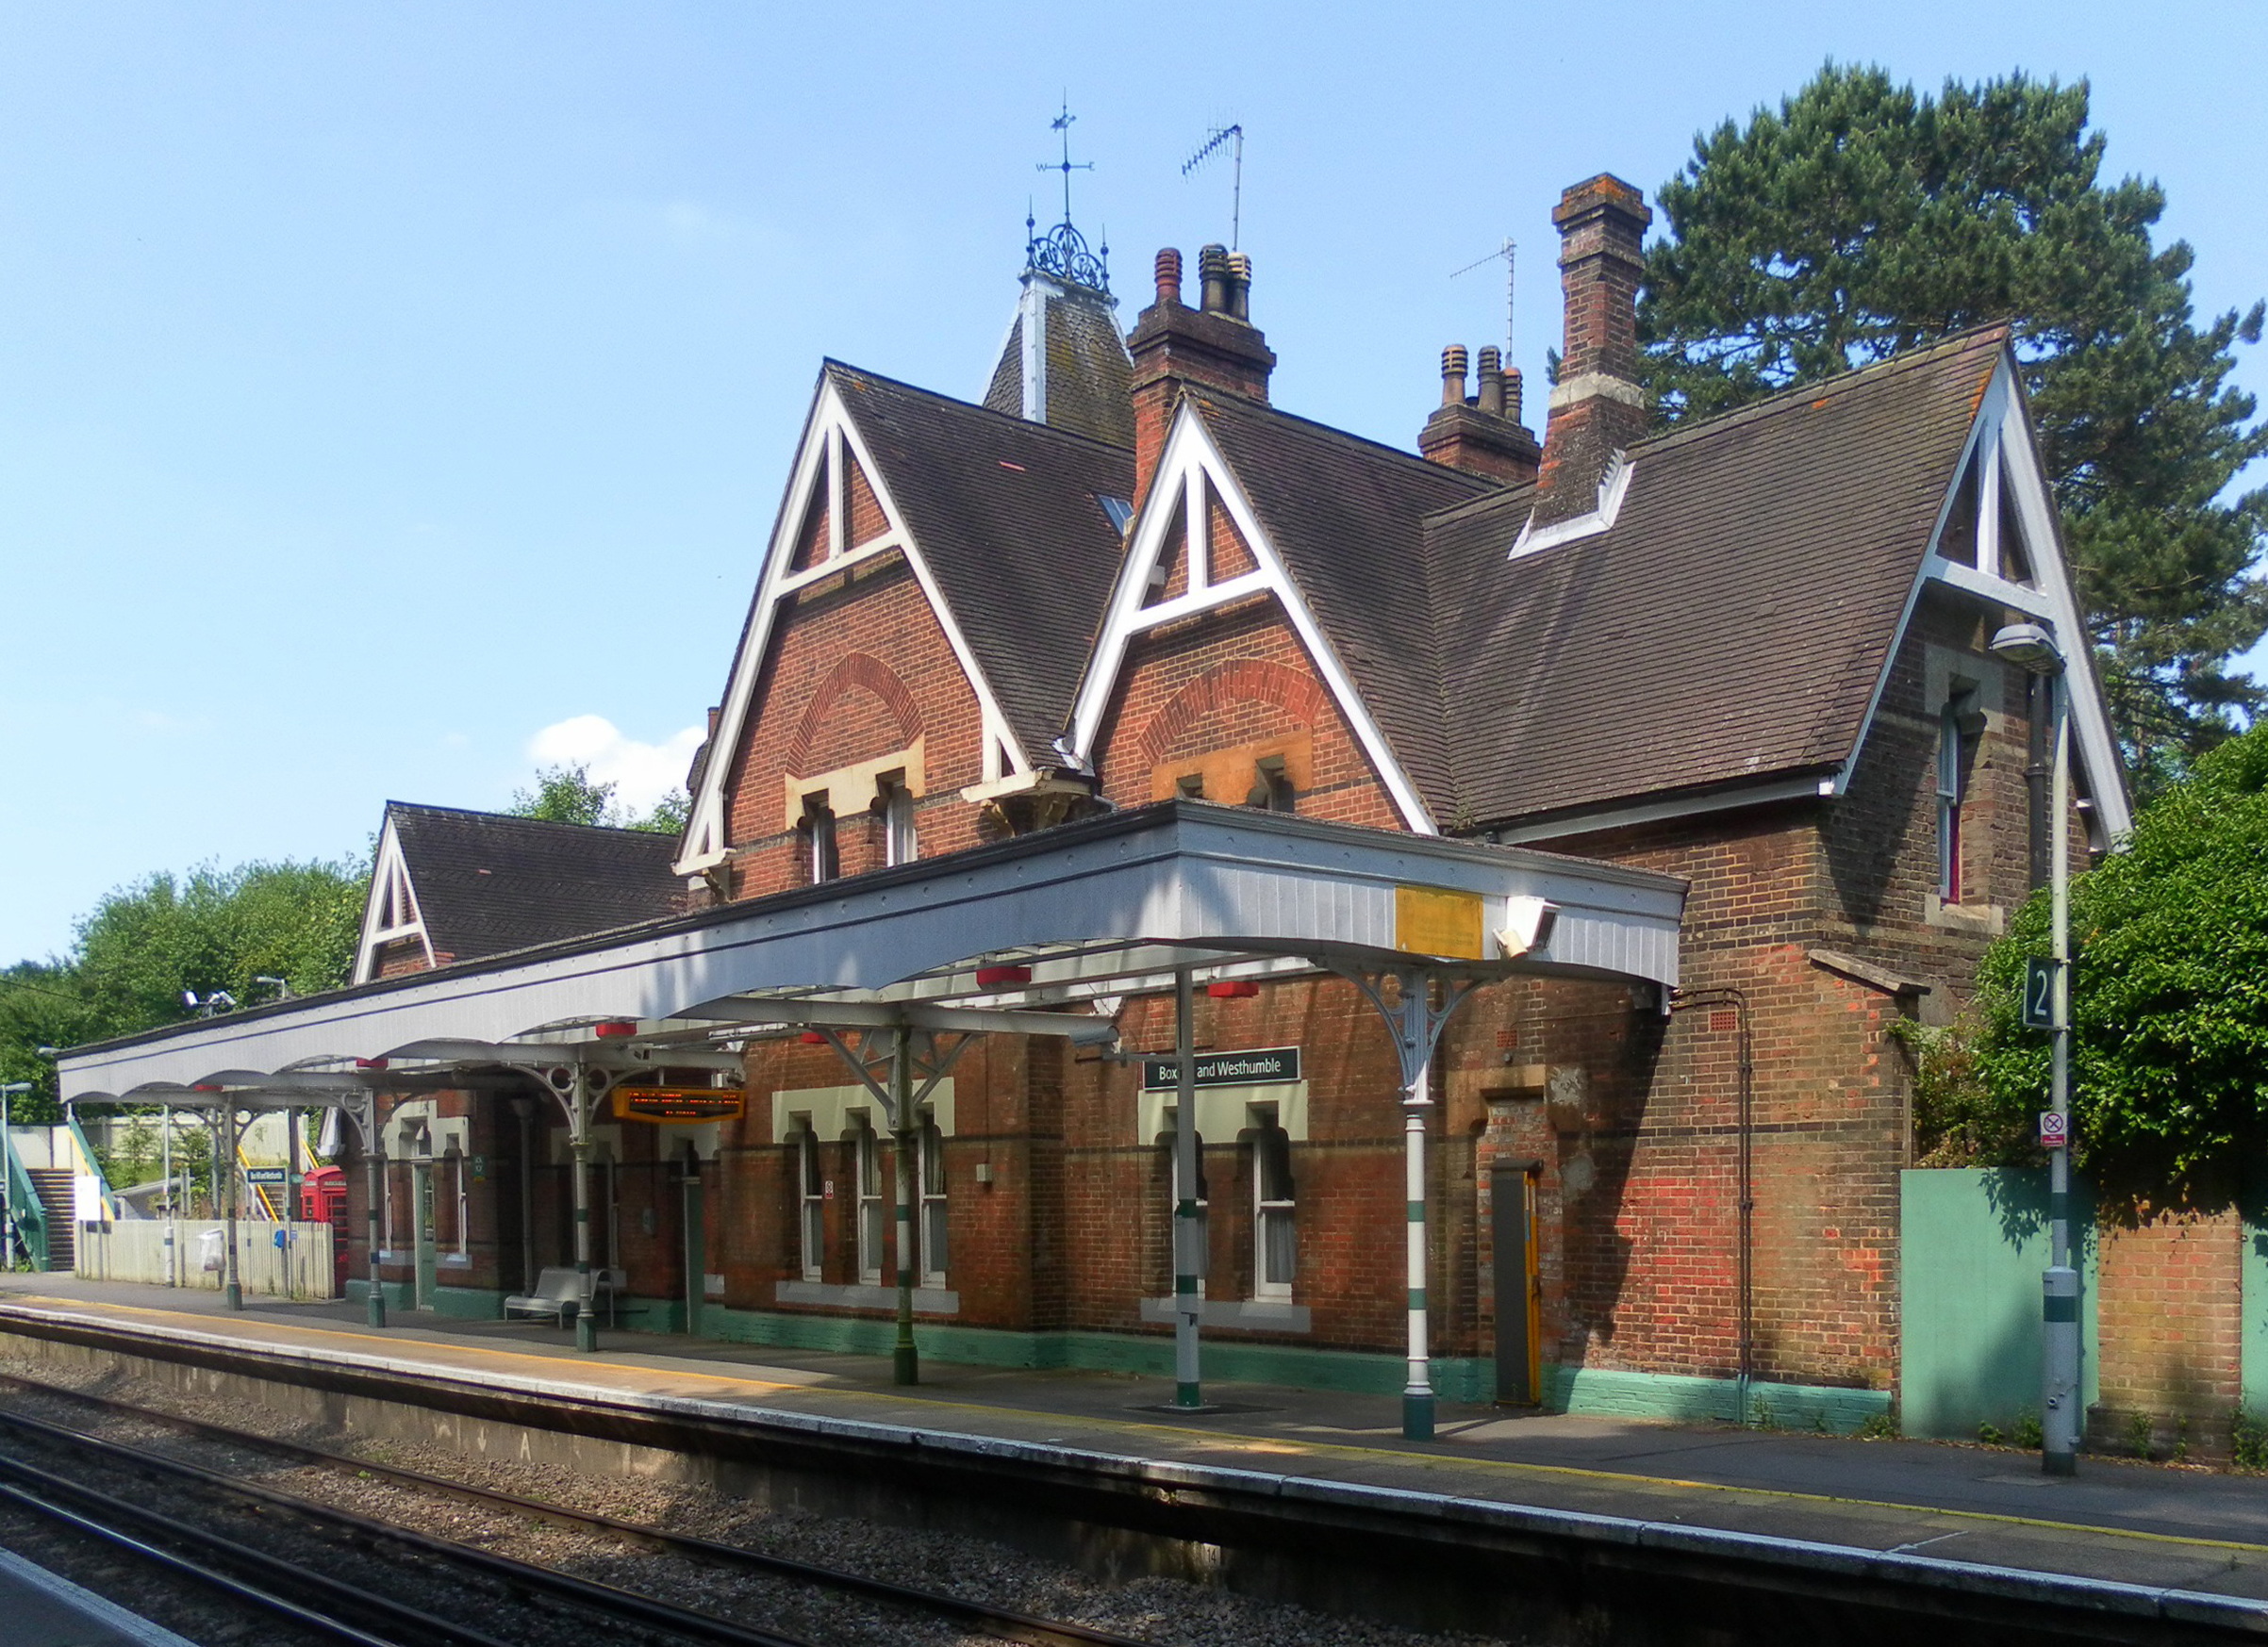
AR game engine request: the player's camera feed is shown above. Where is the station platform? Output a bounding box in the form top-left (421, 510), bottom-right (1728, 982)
top-left (3, 1275), bottom-right (2265, 1610)
top-left (0, 1547), bottom-right (197, 1646)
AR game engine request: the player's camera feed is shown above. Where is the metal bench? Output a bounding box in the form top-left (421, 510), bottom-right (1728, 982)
top-left (504, 1266), bottom-right (589, 1326)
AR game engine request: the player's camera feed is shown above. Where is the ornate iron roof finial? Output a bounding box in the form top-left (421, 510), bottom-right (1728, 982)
top-left (1026, 97), bottom-right (1108, 292)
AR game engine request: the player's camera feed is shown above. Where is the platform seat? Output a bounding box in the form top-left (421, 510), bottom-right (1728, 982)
top-left (504, 1266), bottom-right (591, 1326)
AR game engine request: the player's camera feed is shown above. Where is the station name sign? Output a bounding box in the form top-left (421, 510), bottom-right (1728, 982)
top-left (1140, 1047), bottom-right (1300, 1091)
top-left (611, 1087), bottom-right (747, 1125)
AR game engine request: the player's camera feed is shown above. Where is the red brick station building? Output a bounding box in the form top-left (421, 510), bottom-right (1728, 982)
top-left (59, 174), bottom-right (2132, 1437)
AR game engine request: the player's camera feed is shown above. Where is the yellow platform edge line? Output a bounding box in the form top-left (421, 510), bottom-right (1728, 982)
top-left (5, 1296), bottom-right (2261, 1559)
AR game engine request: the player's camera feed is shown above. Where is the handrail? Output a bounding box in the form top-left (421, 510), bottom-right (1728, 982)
top-left (1, 1130), bottom-right (49, 1273)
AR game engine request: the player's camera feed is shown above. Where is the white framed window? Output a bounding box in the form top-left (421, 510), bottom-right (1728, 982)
top-left (451, 1151), bottom-right (469, 1257)
top-left (1938, 690), bottom-right (1977, 903)
top-left (1250, 1108), bottom-right (1295, 1300)
top-left (1167, 1130), bottom-right (1209, 1296)
top-left (854, 1116), bottom-right (886, 1284)
top-left (881, 775), bottom-right (918, 867)
top-left (918, 1112), bottom-right (948, 1287)
top-left (803, 793), bottom-right (839, 884)
top-left (795, 1123), bottom-right (823, 1281)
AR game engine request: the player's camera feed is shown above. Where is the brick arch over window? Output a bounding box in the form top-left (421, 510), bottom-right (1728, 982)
top-left (786, 652), bottom-right (925, 776)
top-left (1136, 658), bottom-right (1328, 767)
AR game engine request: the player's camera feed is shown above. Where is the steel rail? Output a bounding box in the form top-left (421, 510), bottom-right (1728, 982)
top-left (0, 1403), bottom-right (815, 1647)
top-left (0, 1379), bottom-right (1148, 1647)
top-left (0, 1455), bottom-right (516, 1647)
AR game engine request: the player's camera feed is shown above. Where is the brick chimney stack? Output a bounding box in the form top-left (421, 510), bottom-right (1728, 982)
top-left (1419, 342), bottom-right (1542, 486)
top-left (1533, 174), bottom-right (1651, 525)
top-left (1128, 241), bottom-right (1277, 508)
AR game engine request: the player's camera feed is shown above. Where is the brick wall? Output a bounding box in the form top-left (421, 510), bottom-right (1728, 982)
top-left (1091, 595), bottom-right (1400, 828)
top-left (720, 552), bottom-right (995, 901)
top-left (2092, 1193), bottom-right (2245, 1459)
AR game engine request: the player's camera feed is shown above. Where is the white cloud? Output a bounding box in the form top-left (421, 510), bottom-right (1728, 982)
top-left (526, 715), bottom-right (702, 815)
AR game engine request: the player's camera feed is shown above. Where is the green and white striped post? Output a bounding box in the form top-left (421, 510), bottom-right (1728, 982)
top-left (890, 1029), bottom-right (919, 1386)
top-left (1172, 967), bottom-right (1204, 1409)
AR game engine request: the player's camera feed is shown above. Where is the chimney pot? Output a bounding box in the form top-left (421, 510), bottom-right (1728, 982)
top-left (1224, 252), bottom-right (1252, 321)
top-left (1476, 346), bottom-right (1504, 418)
top-left (1503, 366), bottom-right (1524, 427)
top-left (1440, 344), bottom-right (1469, 407)
top-left (1199, 243), bottom-right (1232, 314)
top-left (1154, 247), bottom-right (1183, 305)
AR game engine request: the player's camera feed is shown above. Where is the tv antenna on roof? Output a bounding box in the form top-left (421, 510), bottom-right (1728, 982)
top-left (1183, 123), bottom-right (1244, 250)
top-left (1450, 237), bottom-right (1517, 359)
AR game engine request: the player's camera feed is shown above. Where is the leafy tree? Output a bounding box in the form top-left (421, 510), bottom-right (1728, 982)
top-left (0, 859), bottom-right (363, 1119)
top-left (508, 763), bottom-right (620, 827)
top-left (1955, 717), bottom-right (2268, 1187)
top-left (507, 764), bottom-right (687, 834)
top-left (1640, 64), bottom-right (2268, 792)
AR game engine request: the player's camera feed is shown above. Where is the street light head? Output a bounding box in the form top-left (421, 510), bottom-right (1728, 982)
top-left (0, 1083), bottom-right (30, 1097)
top-left (1989, 620), bottom-right (2065, 675)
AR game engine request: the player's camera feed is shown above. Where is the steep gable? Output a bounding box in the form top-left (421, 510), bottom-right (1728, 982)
top-left (679, 363), bottom-right (1133, 876)
top-left (1426, 327), bottom-right (2128, 841)
top-left (353, 803), bottom-right (682, 983)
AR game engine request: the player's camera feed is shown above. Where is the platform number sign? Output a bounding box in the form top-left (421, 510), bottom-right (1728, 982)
top-left (2040, 1111), bottom-right (2070, 1149)
top-left (2022, 958), bottom-right (2058, 1030)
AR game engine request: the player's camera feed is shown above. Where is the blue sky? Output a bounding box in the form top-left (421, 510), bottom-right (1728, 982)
top-left (4, 1), bottom-right (2263, 963)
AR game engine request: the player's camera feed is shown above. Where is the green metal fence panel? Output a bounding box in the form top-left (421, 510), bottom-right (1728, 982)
top-left (1899, 1167), bottom-right (2098, 1441)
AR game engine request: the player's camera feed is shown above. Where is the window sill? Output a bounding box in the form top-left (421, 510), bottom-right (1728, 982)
top-left (1139, 1297), bottom-right (1311, 1333)
top-left (1927, 900), bottom-right (2005, 935)
top-left (773, 1279), bottom-right (960, 1315)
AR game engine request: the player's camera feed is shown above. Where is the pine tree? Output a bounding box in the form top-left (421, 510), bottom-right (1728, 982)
top-left (1640, 64), bottom-right (2268, 793)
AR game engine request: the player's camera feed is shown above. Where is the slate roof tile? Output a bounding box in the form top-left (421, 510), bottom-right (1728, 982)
top-left (830, 363), bottom-right (1134, 761)
top-left (1425, 327), bottom-right (2004, 828)
top-left (388, 802), bottom-right (684, 964)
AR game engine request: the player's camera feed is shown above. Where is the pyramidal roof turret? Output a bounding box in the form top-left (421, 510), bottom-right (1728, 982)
top-left (981, 105), bottom-right (1134, 450)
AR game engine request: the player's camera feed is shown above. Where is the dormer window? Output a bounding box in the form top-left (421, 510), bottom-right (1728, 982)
top-left (1246, 754), bottom-right (1294, 813)
top-left (878, 774), bottom-right (918, 866)
top-left (802, 793), bottom-right (839, 884)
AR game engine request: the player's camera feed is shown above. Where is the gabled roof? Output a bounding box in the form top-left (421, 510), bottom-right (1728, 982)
top-left (1424, 328), bottom-right (2005, 829)
top-left (382, 802), bottom-right (684, 964)
top-left (1182, 389), bottom-right (1498, 812)
top-left (830, 364), bottom-right (1134, 758)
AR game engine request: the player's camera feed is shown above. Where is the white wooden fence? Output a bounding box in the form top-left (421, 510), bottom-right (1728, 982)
top-left (75, 1219), bottom-right (336, 1298)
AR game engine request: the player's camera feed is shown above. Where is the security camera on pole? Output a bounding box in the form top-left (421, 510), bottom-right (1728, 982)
top-left (1989, 619), bottom-right (2080, 1477)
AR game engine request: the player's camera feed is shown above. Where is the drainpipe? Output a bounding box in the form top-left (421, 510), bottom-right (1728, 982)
top-left (1670, 987), bottom-right (1753, 1423)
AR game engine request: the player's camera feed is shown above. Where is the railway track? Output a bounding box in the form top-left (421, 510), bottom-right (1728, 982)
top-left (0, 1371), bottom-right (1153, 1647)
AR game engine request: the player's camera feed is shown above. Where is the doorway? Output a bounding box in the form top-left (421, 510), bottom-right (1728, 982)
top-left (1491, 1160), bottom-right (1542, 1405)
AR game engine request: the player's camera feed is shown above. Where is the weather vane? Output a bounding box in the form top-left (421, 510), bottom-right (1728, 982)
top-left (1038, 96), bottom-right (1094, 229)
top-left (1024, 97), bottom-right (1108, 291)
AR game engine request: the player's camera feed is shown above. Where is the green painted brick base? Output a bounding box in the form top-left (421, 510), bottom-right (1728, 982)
top-left (346, 1280), bottom-right (507, 1321)
top-left (1543, 1365), bottom-right (1891, 1434)
top-left (333, 1287), bottom-right (1879, 1430)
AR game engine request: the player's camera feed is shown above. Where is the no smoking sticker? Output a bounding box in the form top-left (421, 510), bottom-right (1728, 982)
top-left (2040, 1111), bottom-right (2069, 1148)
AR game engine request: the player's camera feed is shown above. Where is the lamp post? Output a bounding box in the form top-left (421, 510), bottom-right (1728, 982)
top-left (1989, 619), bottom-right (2078, 1477)
top-left (0, 1082), bottom-right (28, 1273)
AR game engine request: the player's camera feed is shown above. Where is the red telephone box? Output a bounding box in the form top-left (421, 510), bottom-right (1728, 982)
top-left (299, 1166), bottom-right (349, 1294)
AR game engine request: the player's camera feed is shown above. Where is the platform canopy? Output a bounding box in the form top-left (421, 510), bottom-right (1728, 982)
top-left (57, 800), bottom-right (1686, 1105)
